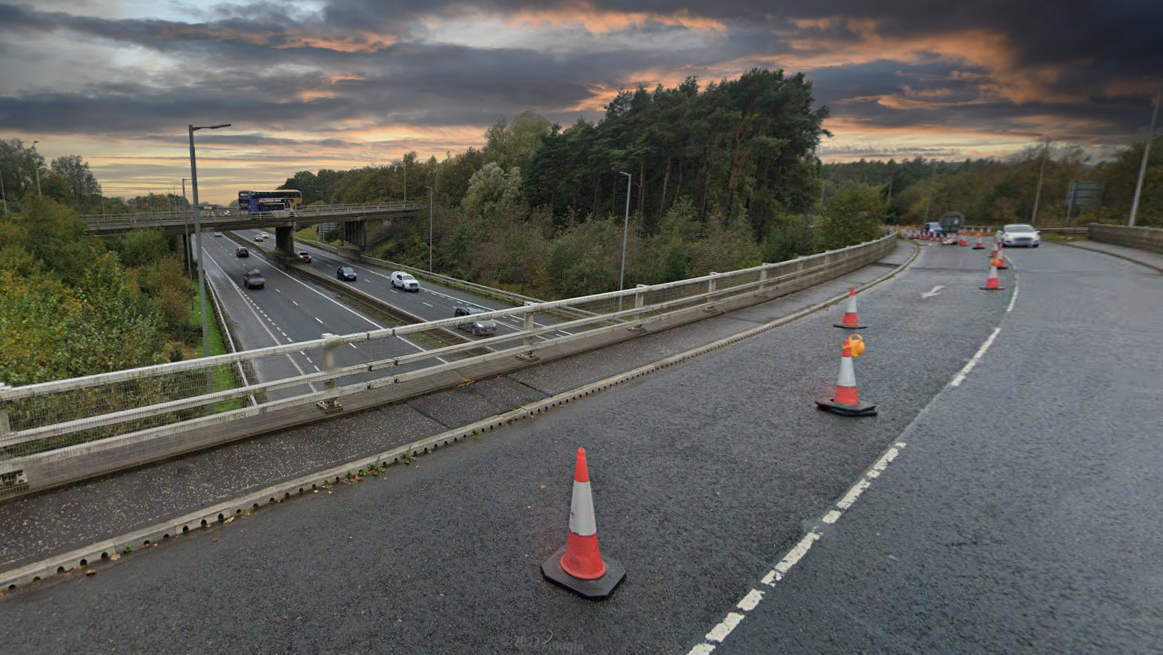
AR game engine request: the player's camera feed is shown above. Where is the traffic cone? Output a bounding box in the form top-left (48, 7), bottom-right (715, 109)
top-left (816, 335), bottom-right (877, 417)
top-left (980, 263), bottom-right (1004, 291)
top-left (833, 286), bottom-right (867, 329)
top-left (542, 448), bottom-right (626, 599)
top-left (973, 236), bottom-right (985, 249)
top-left (992, 250), bottom-right (1008, 270)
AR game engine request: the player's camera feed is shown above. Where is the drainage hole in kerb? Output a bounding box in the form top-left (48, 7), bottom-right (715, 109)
top-left (253, 503), bottom-right (260, 510)
top-left (142, 540), bottom-right (151, 546)
top-left (57, 566), bottom-right (66, 574)
top-left (32, 576), bottom-right (40, 582)
top-left (79, 558), bottom-right (88, 566)
top-left (217, 513), bottom-right (225, 522)
top-left (100, 552), bottom-right (109, 560)
top-left (201, 519), bottom-right (208, 527)
top-left (182, 526), bottom-right (190, 533)
top-left (8, 584), bottom-right (16, 590)
top-left (163, 533), bottom-right (170, 540)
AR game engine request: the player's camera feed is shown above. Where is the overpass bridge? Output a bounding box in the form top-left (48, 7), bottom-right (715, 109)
top-left (79, 201), bottom-right (424, 254)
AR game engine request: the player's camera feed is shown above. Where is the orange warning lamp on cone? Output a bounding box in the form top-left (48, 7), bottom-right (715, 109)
top-left (542, 448), bottom-right (626, 599)
top-left (816, 335), bottom-right (877, 417)
top-left (833, 286), bottom-right (867, 329)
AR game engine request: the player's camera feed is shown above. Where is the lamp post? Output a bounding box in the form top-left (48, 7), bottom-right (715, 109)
top-left (619, 172), bottom-right (632, 299)
top-left (181, 178), bottom-right (192, 274)
top-left (188, 123), bottom-right (230, 375)
top-left (1130, 76), bottom-right (1162, 227)
top-left (427, 185), bottom-right (434, 271)
top-left (1031, 135), bottom-right (1050, 226)
top-left (32, 140), bottom-right (42, 196)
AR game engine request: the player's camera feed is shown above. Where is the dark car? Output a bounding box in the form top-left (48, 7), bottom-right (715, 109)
top-left (298, 251), bottom-right (312, 263)
top-left (337, 266), bottom-right (357, 281)
top-left (454, 305), bottom-right (497, 336)
top-left (242, 268), bottom-right (265, 289)
top-left (236, 247), bottom-right (249, 258)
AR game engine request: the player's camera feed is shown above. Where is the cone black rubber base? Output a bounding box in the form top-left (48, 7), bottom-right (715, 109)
top-left (541, 547), bottom-right (626, 599)
top-left (833, 323), bottom-right (867, 329)
top-left (979, 285), bottom-right (1005, 291)
top-left (816, 398), bottom-right (878, 416)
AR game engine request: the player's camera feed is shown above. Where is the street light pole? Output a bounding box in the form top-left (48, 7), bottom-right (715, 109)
top-left (181, 178), bottom-right (192, 275)
top-left (188, 123), bottom-right (230, 376)
top-left (1130, 76), bottom-right (1162, 227)
top-left (32, 140), bottom-right (42, 196)
top-left (619, 172), bottom-right (632, 293)
top-left (1031, 136), bottom-right (1050, 226)
top-left (427, 185), bottom-right (434, 271)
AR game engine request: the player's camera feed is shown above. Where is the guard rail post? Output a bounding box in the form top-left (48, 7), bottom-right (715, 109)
top-left (758, 265), bottom-right (770, 295)
top-left (520, 303), bottom-right (539, 360)
top-left (631, 284), bottom-right (649, 329)
top-left (316, 333), bottom-right (342, 414)
top-left (0, 383), bottom-right (9, 443)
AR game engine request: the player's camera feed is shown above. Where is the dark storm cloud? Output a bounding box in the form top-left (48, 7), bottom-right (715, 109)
top-left (1, 0), bottom-right (1160, 156)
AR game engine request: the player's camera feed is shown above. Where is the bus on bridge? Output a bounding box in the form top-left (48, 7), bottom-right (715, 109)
top-left (238, 189), bottom-right (303, 217)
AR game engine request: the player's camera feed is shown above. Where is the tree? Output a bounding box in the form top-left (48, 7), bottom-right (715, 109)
top-left (817, 183), bottom-right (885, 250)
top-left (51, 155), bottom-right (102, 205)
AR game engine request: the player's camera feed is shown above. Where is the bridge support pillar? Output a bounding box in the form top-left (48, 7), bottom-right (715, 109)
top-left (275, 225), bottom-right (295, 257)
top-left (342, 220), bottom-right (367, 251)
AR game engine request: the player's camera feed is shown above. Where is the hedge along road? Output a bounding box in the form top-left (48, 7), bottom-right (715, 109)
top-left (0, 239), bottom-right (1050, 653)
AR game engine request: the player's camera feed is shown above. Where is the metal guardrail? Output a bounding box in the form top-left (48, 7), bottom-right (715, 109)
top-left (0, 234), bottom-right (897, 500)
top-left (77, 202), bottom-right (423, 233)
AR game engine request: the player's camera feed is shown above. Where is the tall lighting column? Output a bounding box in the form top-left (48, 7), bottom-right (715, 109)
top-left (188, 123), bottom-right (230, 374)
top-left (1031, 135), bottom-right (1050, 226)
top-left (619, 171), bottom-right (632, 301)
top-left (1130, 76), bottom-right (1162, 227)
top-left (32, 140), bottom-right (42, 196)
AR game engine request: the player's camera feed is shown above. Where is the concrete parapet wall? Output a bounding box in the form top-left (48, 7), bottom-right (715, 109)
top-left (1088, 224), bottom-right (1163, 254)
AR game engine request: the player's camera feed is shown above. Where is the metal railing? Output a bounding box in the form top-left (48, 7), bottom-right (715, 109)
top-left (78, 201), bottom-right (423, 233)
top-left (0, 234), bottom-right (897, 500)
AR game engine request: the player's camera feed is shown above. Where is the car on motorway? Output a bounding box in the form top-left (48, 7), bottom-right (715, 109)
top-left (1001, 223), bottom-right (1040, 248)
top-left (254, 233), bottom-right (265, 242)
top-left (236, 247), bottom-right (249, 258)
top-left (213, 231), bottom-right (223, 237)
top-left (298, 251), bottom-right (312, 263)
top-left (454, 305), bottom-right (497, 336)
top-left (337, 265), bottom-right (357, 281)
top-left (242, 268), bottom-right (265, 290)
top-left (390, 271), bottom-right (420, 292)
top-left (924, 221), bottom-right (944, 236)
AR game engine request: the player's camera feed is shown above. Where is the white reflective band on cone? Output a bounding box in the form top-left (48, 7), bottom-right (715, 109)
top-left (838, 355), bottom-right (856, 387)
top-left (568, 481), bottom-right (598, 536)
top-left (846, 294), bottom-right (858, 313)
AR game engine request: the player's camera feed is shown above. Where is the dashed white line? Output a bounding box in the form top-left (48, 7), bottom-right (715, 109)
top-left (421, 301), bottom-right (433, 308)
top-left (736, 589), bottom-right (764, 612)
top-left (705, 613), bottom-right (744, 643)
top-left (314, 317), bottom-right (324, 325)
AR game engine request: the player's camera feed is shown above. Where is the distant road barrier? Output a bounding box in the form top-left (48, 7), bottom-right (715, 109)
top-left (0, 234), bottom-right (896, 501)
top-left (1088, 224), bottom-right (1163, 254)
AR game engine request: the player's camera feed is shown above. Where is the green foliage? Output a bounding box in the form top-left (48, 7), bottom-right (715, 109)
top-left (817, 183), bottom-right (885, 251)
top-left (461, 163), bottom-right (524, 220)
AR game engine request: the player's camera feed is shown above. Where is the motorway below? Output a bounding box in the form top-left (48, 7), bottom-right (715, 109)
top-left (2, 240), bottom-right (1159, 654)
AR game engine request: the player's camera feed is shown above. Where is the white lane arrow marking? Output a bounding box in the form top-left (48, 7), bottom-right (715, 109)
top-left (921, 285), bottom-right (945, 299)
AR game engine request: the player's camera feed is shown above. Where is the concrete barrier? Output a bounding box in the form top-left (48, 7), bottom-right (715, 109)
top-left (1088, 224), bottom-right (1163, 254)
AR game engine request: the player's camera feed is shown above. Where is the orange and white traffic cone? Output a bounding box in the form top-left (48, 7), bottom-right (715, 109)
top-left (980, 262), bottom-right (1004, 291)
top-left (833, 286), bottom-right (867, 329)
top-left (816, 335), bottom-right (877, 416)
top-left (542, 448), bottom-right (626, 598)
top-left (973, 236), bottom-right (985, 249)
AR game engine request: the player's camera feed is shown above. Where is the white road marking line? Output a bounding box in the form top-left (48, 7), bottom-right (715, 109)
top-left (736, 589), bottom-right (764, 612)
top-left (821, 510), bottom-right (843, 524)
top-left (836, 478), bottom-right (871, 510)
top-left (1006, 274), bottom-right (1020, 313)
top-left (686, 645), bottom-right (716, 655)
top-left (422, 301), bottom-right (433, 307)
top-left (315, 317), bottom-right (324, 325)
top-left (349, 343), bottom-right (358, 349)
top-left (705, 613), bottom-right (744, 643)
top-left (292, 301), bottom-right (299, 307)
top-left (950, 326), bottom-right (1001, 387)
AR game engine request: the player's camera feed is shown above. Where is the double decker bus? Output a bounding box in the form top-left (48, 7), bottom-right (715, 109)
top-left (238, 190), bottom-right (303, 217)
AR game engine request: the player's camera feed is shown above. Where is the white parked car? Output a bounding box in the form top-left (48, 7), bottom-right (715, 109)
top-left (390, 271), bottom-right (420, 292)
top-left (1001, 224), bottom-right (1040, 248)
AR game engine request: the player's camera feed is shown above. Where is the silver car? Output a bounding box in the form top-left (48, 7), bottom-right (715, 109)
top-left (1001, 224), bottom-right (1040, 248)
top-left (454, 305), bottom-right (497, 336)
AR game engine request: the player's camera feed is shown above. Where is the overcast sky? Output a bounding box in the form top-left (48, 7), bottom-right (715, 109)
top-left (1, 0), bottom-right (1160, 204)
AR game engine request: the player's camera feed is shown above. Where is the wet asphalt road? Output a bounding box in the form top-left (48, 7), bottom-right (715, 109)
top-left (1, 242), bottom-right (1157, 654)
top-left (712, 243), bottom-right (1163, 655)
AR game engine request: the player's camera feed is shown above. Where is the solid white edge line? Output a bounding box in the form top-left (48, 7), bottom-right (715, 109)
top-left (1006, 274), bottom-right (1020, 313)
top-left (950, 326), bottom-right (1001, 387)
